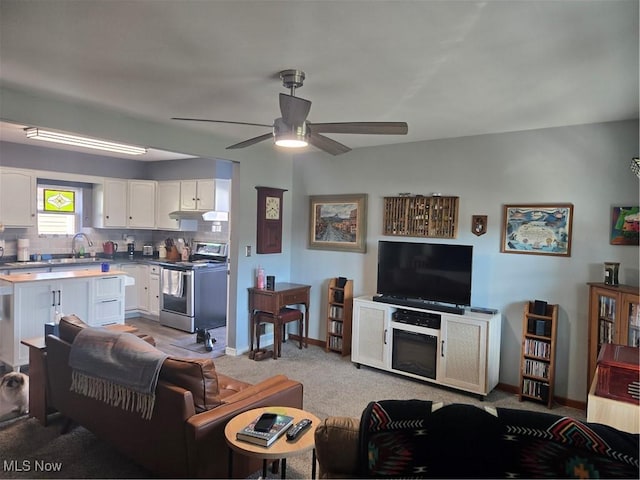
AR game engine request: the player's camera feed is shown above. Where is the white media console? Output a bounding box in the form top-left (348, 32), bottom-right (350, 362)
top-left (352, 296), bottom-right (502, 398)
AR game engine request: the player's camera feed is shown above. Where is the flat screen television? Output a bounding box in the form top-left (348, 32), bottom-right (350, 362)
top-left (377, 241), bottom-right (473, 307)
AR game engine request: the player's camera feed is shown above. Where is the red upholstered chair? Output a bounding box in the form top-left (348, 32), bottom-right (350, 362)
top-left (251, 307), bottom-right (304, 359)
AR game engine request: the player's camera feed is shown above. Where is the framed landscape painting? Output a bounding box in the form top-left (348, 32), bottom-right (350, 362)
top-left (610, 206), bottom-right (639, 245)
top-left (309, 194), bottom-right (367, 252)
top-left (501, 204), bottom-right (573, 257)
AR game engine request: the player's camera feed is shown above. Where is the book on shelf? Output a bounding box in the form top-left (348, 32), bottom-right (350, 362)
top-left (236, 413), bottom-right (295, 447)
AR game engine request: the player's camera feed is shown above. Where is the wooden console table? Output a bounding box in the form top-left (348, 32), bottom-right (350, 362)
top-left (248, 283), bottom-right (311, 355)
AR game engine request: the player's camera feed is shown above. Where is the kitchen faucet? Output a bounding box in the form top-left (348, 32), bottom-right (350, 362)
top-left (71, 232), bottom-right (94, 257)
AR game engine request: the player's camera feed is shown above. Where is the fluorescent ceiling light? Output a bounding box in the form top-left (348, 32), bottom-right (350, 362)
top-left (273, 118), bottom-right (308, 148)
top-left (25, 128), bottom-right (147, 155)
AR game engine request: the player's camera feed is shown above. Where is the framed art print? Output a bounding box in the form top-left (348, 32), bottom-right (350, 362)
top-left (610, 206), bottom-right (639, 245)
top-left (309, 194), bottom-right (367, 253)
top-left (501, 204), bottom-right (573, 256)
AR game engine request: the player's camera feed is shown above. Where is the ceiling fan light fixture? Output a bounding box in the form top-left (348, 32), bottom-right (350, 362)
top-left (24, 127), bottom-right (147, 155)
top-left (273, 118), bottom-right (308, 148)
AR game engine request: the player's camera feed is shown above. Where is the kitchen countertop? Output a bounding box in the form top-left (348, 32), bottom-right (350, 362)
top-left (0, 256), bottom-right (160, 270)
top-left (0, 269), bottom-right (129, 283)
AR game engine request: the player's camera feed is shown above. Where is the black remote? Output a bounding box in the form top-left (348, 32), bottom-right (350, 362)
top-left (286, 418), bottom-right (312, 441)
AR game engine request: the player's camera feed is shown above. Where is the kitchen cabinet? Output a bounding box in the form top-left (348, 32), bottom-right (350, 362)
top-left (92, 274), bottom-right (126, 326)
top-left (93, 178), bottom-right (128, 228)
top-left (0, 168), bottom-right (37, 227)
top-left (94, 179), bottom-right (156, 229)
top-left (119, 263), bottom-right (159, 318)
top-left (119, 264), bottom-right (139, 312)
top-left (180, 179), bottom-right (215, 211)
top-left (128, 180), bottom-right (156, 228)
top-left (0, 278), bottom-right (90, 368)
top-left (148, 265), bottom-right (160, 317)
top-left (156, 181), bottom-right (181, 230)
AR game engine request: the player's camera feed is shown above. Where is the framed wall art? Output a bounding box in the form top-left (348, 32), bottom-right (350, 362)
top-left (610, 206), bottom-right (639, 245)
top-left (309, 194), bottom-right (367, 253)
top-left (501, 204), bottom-right (573, 256)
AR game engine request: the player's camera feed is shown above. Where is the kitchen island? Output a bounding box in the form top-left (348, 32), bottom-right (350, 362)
top-left (0, 269), bottom-right (133, 370)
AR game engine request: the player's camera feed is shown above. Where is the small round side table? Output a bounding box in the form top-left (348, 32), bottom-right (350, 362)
top-left (224, 406), bottom-right (320, 479)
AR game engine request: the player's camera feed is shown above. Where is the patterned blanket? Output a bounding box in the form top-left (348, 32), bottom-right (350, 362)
top-left (359, 400), bottom-right (639, 478)
top-left (69, 328), bottom-right (167, 420)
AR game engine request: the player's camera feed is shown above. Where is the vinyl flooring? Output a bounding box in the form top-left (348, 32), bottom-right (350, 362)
top-left (125, 316), bottom-right (227, 359)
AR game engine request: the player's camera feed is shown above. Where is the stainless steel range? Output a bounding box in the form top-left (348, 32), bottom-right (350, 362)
top-left (159, 241), bottom-right (228, 333)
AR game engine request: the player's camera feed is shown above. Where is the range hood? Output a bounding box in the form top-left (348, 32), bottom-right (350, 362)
top-left (169, 210), bottom-right (229, 221)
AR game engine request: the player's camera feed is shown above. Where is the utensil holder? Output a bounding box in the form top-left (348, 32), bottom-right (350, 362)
top-left (167, 246), bottom-right (180, 261)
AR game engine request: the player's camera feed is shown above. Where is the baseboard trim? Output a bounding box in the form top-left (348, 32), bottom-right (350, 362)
top-left (496, 382), bottom-right (586, 411)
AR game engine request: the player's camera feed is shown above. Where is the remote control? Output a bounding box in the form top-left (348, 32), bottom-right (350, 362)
top-left (470, 307), bottom-right (497, 315)
top-left (286, 419), bottom-right (312, 441)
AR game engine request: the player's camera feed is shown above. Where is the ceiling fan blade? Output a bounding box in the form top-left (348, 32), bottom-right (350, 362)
top-left (226, 132), bottom-right (273, 150)
top-left (279, 94), bottom-right (312, 126)
top-left (308, 122), bottom-right (408, 135)
top-left (172, 117), bottom-right (272, 128)
top-left (308, 132), bottom-right (352, 156)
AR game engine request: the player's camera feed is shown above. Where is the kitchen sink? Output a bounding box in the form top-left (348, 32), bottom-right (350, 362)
top-left (2, 257), bottom-right (106, 267)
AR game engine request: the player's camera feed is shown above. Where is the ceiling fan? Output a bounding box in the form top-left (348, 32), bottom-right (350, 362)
top-left (172, 69), bottom-right (408, 156)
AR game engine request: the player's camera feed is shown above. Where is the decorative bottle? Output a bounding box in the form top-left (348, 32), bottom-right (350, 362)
top-left (257, 265), bottom-right (265, 289)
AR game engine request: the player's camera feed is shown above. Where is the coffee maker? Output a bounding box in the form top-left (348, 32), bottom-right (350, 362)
top-left (127, 242), bottom-right (135, 258)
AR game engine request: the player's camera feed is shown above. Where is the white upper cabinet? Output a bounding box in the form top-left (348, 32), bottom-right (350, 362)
top-left (156, 181), bottom-right (181, 230)
top-left (180, 179), bottom-right (215, 211)
top-left (94, 179), bottom-right (156, 229)
top-left (93, 178), bottom-right (128, 228)
top-left (127, 180), bottom-right (156, 228)
top-left (0, 168), bottom-right (37, 227)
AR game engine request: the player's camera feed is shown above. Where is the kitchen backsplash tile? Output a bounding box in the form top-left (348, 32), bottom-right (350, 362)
top-left (0, 221), bottom-right (229, 258)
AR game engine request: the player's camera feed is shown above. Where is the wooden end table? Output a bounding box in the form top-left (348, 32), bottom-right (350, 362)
top-left (224, 406), bottom-right (320, 479)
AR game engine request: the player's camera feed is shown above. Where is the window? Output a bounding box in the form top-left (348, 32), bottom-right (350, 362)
top-left (37, 184), bottom-right (83, 235)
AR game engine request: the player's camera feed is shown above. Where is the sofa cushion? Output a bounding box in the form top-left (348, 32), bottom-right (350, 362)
top-left (359, 401), bottom-right (505, 478)
top-left (58, 314), bottom-right (89, 343)
top-left (160, 357), bottom-right (222, 412)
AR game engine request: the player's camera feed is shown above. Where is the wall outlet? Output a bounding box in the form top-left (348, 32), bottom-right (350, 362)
top-left (245, 245), bottom-right (251, 257)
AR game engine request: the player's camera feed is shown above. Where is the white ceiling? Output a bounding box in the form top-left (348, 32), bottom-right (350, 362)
top-left (0, 0), bottom-right (637, 160)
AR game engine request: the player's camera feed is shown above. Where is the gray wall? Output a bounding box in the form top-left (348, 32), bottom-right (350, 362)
top-left (290, 119), bottom-right (639, 403)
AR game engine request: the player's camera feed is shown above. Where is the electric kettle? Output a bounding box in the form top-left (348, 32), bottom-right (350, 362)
top-left (103, 241), bottom-right (118, 256)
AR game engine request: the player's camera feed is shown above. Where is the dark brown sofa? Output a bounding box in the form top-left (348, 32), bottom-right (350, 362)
top-left (45, 315), bottom-right (304, 478)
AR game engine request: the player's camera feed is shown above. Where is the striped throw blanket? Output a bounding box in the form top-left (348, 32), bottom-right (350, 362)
top-left (69, 328), bottom-right (167, 420)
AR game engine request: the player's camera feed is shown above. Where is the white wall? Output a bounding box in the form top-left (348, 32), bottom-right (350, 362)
top-left (291, 120), bottom-right (639, 403)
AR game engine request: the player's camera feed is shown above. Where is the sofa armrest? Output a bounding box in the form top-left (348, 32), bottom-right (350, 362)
top-left (184, 375), bottom-right (303, 478)
top-left (315, 417), bottom-right (360, 479)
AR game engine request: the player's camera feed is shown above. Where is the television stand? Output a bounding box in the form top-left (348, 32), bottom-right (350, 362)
top-left (373, 295), bottom-right (465, 315)
top-left (353, 295), bottom-right (502, 397)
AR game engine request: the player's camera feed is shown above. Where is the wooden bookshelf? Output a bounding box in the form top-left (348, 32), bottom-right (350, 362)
top-left (519, 301), bottom-right (558, 408)
top-left (587, 283), bottom-right (640, 391)
top-left (383, 195), bottom-right (458, 238)
top-left (326, 278), bottom-right (353, 356)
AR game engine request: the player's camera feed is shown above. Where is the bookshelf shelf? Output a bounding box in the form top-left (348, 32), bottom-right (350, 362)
top-left (519, 301), bottom-right (558, 408)
top-left (587, 283), bottom-right (640, 391)
top-left (325, 278), bottom-right (353, 356)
